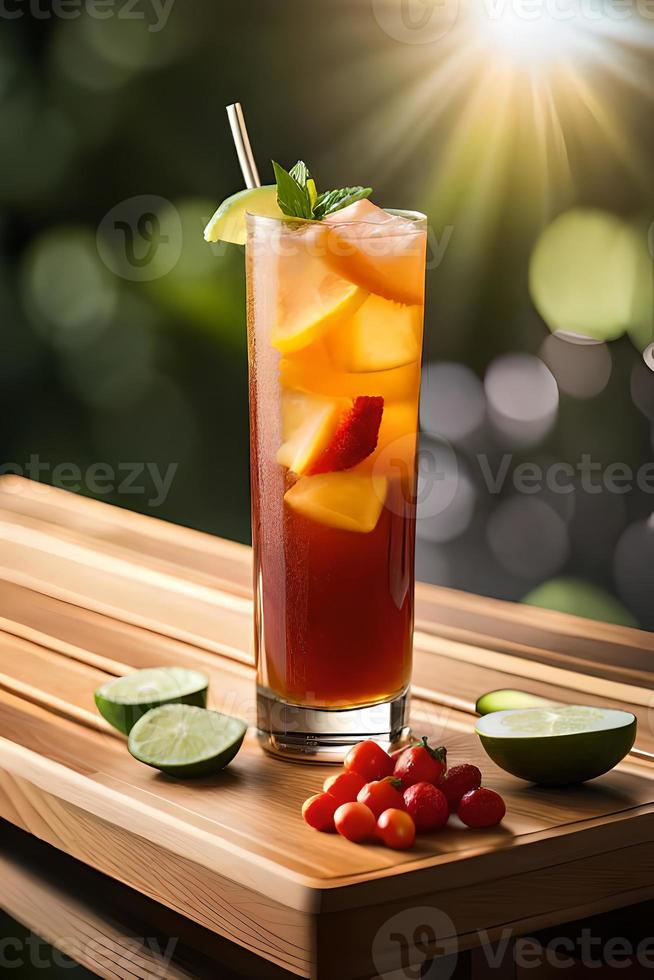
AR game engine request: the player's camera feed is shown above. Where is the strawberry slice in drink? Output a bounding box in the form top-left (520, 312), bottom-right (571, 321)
top-left (308, 396), bottom-right (384, 475)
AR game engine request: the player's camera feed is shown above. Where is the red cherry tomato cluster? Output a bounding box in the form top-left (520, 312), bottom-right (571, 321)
top-left (301, 737), bottom-right (506, 849)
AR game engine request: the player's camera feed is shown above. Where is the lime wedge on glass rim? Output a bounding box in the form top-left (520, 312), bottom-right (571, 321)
top-left (95, 667), bottom-right (208, 735)
top-left (476, 705), bottom-right (637, 786)
top-left (204, 185), bottom-right (282, 245)
top-left (128, 703), bottom-right (247, 778)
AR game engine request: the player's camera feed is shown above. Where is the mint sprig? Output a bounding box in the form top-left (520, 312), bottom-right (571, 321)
top-left (272, 161), bottom-right (314, 219)
top-left (272, 160), bottom-right (372, 221)
top-left (289, 160), bottom-right (310, 187)
top-left (312, 186), bottom-right (373, 220)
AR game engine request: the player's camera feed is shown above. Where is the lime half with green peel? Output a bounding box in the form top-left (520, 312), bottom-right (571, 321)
top-left (95, 667), bottom-right (208, 735)
top-left (476, 705), bottom-right (637, 786)
top-left (475, 689), bottom-right (558, 716)
top-left (203, 185), bottom-right (282, 245)
top-left (128, 704), bottom-right (247, 778)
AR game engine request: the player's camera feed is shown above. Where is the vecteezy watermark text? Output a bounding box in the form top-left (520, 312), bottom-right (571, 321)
top-left (373, 906), bottom-right (654, 978)
top-left (0, 0), bottom-right (175, 32)
top-left (0, 934), bottom-right (179, 971)
top-left (478, 453), bottom-right (654, 496)
top-left (480, 928), bottom-right (654, 971)
top-left (482, 0), bottom-right (654, 23)
top-left (0, 456), bottom-right (178, 507)
top-left (372, 0), bottom-right (654, 48)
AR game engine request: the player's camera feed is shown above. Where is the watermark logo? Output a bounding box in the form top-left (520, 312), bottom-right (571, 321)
top-left (371, 915), bottom-right (654, 977)
top-left (97, 195), bottom-right (181, 281)
top-left (372, 906), bottom-right (458, 979)
top-left (372, 434), bottom-right (458, 521)
top-left (371, 0), bottom-right (460, 44)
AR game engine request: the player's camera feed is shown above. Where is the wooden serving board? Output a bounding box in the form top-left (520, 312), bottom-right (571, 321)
top-left (1, 476), bottom-right (653, 980)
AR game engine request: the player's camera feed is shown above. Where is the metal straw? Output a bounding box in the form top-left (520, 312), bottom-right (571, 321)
top-left (226, 103), bottom-right (261, 189)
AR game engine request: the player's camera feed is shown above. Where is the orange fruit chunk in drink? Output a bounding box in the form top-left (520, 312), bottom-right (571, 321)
top-left (323, 200), bottom-right (426, 307)
top-left (276, 390), bottom-right (345, 474)
top-left (279, 344), bottom-right (419, 402)
top-left (326, 293), bottom-right (422, 373)
top-left (273, 272), bottom-right (367, 354)
top-left (284, 472), bottom-right (387, 533)
top-left (271, 222), bottom-right (368, 354)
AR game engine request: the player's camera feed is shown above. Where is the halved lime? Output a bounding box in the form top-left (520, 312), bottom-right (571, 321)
top-left (475, 689), bottom-right (558, 716)
top-left (476, 705), bottom-right (637, 785)
top-left (95, 667), bottom-right (208, 735)
top-left (203, 185), bottom-right (282, 245)
top-left (128, 704), bottom-right (246, 778)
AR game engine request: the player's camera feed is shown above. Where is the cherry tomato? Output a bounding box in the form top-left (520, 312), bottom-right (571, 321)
top-left (334, 802), bottom-right (376, 842)
top-left (393, 737), bottom-right (447, 789)
top-left (357, 777), bottom-right (406, 818)
top-left (323, 770), bottom-right (366, 805)
top-left (377, 808), bottom-right (416, 850)
top-left (344, 740), bottom-right (394, 782)
top-left (403, 782), bottom-right (449, 832)
top-left (457, 788), bottom-right (506, 829)
top-left (440, 764), bottom-right (482, 812)
top-left (302, 793), bottom-right (338, 833)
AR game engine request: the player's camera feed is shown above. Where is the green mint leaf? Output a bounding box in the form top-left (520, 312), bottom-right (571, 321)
top-left (272, 160), bottom-right (313, 219)
top-left (312, 185), bottom-right (373, 220)
top-left (289, 160), bottom-right (310, 188)
top-left (273, 161), bottom-right (374, 221)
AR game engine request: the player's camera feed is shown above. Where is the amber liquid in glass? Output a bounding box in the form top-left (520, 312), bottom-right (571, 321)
top-left (247, 204), bottom-right (426, 756)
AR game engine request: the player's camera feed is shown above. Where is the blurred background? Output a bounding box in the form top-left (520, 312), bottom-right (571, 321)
top-left (2, 0), bottom-right (654, 629)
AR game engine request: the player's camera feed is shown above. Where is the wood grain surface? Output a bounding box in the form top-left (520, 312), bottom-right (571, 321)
top-left (1, 820), bottom-right (300, 980)
top-left (0, 476), bottom-right (653, 980)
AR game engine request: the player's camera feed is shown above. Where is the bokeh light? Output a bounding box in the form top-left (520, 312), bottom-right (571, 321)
top-left (22, 228), bottom-right (118, 349)
top-left (417, 439), bottom-right (476, 544)
top-left (530, 209), bottom-right (644, 343)
top-left (487, 497), bottom-right (569, 580)
top-left (147, 199), bottom-right (246, 349)
top-left (614, 519), bottom-right (654, 631)
top-left (523, 577), bottom-right (636, 627)
top-left (50, 19), bottom-right (132, 93)
top-left (485, 353), bottom-right (559, 447)
top-left (568, 486), bottom-right (627, 571)
top-left (414, 541), bottom-right (451, 589)
top-left (82, 13), bottom-right (192, 73)
top-left (539, 334), bottom-right (612, 399)
top-left (60, 300), bottom-right (160, 410)
top-left (625, 221), bottom-right (654, 359)
top-left (420, 362), bottom-right (486, 442)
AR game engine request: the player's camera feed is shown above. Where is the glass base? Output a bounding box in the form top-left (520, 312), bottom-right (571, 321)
top-left (256, 685), bottom-right (411, 763)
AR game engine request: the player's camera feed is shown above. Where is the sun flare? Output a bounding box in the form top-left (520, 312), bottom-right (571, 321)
top-left (330, 0), bottom-right (653, 297)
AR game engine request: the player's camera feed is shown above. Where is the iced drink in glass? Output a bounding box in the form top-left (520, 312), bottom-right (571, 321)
top-left (247, 200), bottom-right (427, 759)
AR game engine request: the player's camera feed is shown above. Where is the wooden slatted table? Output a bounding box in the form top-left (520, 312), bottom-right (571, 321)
top-left (1, 475), bottom-right (653, 980)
